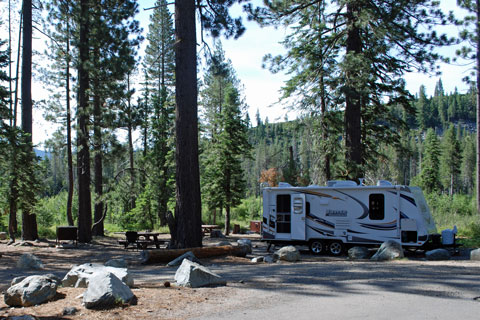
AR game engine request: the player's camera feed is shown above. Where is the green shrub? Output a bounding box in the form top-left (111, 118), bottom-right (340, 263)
top-left (38, 225), bottom-right (56, 240)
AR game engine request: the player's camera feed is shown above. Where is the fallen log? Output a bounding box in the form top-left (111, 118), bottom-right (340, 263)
top-left (140, 245), bottom-right (249, 264)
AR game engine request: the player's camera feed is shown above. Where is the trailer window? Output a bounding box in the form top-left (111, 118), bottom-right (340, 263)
top-left (276, 195), bottom-right (291, 233)
top-left (369, 194), bottom-right (384, 220)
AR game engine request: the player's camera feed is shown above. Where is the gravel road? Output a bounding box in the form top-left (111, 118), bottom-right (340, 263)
top-left (1, 237), bottom-right (479, 319)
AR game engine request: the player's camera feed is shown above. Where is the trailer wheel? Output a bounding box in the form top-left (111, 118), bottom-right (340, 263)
top-left (309, 240), bottom-right (324, 255)
top-left (328, 241), bottom-right (344, 256)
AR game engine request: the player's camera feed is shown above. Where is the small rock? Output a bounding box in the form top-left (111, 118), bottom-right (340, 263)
top-left (237, 239), bottom-right (252, 254)
top-left (63, 307), bottom-right (78, 315)
top-left (425, 248), bottom-right (451, 261)
top-left (17, 253), bottom-right (44, 270)
top-left (0, 232), bottom-right (7, 240)
top-left (470, 248), bottom-right (480, 261)
top-left (105, 258), bottom-right (128, 269)
top-left (251, 256), bottom-right (264, 263)
top-left (264, 255), bottom-right (277, 263)
top-left (348, 247), bottom-right (371, 260)
top-left (275, 246), bottom-right (300, 262)
top-left (167, 251), bottom-right (202, 267)
top-left (371, 240), bottom-right (404, 261)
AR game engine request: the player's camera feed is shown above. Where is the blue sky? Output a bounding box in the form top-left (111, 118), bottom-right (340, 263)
top-left (138, 0), bottom-right (472, 125)
top-left (21, 0), bottom-right (474, 144)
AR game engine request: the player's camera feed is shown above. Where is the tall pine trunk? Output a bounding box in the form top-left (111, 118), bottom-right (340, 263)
top-left (77, 0), bottom-right (92, 243)
top-left (66, 21), bottom-right (74, 226)
top-left (476, 0), bottom-right (480, 216)
top-left (344, 1), bottom-right (363, 181)
top-left (92, 80), bottom-right (104, 237)
top-left (21, 0), bottom-right (38, 241)
top-left (127, 73), bottom-right (136, 211)
top-left (174, 0), bottom-right (202, 248)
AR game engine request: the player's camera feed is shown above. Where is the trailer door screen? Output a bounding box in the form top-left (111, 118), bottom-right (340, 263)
top-left (369, 194), bottom-right (384, 220)
top-left (276, 194), bottom-right (291, 233)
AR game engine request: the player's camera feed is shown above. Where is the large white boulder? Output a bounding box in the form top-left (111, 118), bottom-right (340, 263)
top-left (4, 275), bottom-right (57, 307)
top-left (83, 272), bottom-right (135, 309)
top-left (371, 240), bottom-right (404, 261)
top-left (275, 245), bottom-right (300, 262)
top-left (175, 259), bottom-right (226, 288)
top-left (62, 263), bottom-right (134, 288)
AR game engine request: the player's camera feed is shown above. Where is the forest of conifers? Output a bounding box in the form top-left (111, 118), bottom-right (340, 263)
top-left (1, 0), bottom-right (480, 246)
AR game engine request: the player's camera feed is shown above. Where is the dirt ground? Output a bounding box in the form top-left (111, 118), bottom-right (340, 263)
top-left (0, 235), bottom-right (479, 320)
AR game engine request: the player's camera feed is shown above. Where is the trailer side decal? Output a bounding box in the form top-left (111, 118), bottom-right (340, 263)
top-left (359, 221), bottom-right (397, 230)
top-left (400, 194), bottom-right (416, 206)
top-left (306, 213), bottom-right (334, 228)
top-left (334, 190), bottom-right (370, 219)
top-left (308, 225), bottom-right (334, 236)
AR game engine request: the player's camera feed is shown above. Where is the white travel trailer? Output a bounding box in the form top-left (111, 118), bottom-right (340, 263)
top-left (262, 180), bottom-right (438, 255)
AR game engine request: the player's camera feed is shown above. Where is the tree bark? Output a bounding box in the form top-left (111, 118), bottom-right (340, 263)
top-left (476, 0), bottom-right (480, 216)
top-left (66, 20), bottom-right (74, 227)
top-left (127, 76), bottom-right (136, 210)
top-left (21, 0), bottom-right (38, 241)
top-left (77, 0), bottom-right (92, 243)
top-left (344, 1), bottom-right (363, 181)
top-left (92, 81), bottom-right (104, 237)
top-left (173, 0), bottom-right (203, 248)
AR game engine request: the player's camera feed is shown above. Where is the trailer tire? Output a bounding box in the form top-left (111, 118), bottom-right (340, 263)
top-left (328, 241), bottom-right (344, 256)
top-left (309, 240), bottom-right (324, 255)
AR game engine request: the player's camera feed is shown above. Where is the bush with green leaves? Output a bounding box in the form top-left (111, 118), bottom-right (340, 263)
top-left (34, 191), bottom-right (77, 227)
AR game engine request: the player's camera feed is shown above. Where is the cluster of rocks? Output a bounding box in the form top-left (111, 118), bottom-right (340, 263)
top-left (251, 245), bottom-right (301, 263)
top-left (4, 254), bottom-right (136, 311)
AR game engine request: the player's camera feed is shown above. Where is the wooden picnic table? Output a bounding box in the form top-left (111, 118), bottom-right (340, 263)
top-left (201, 225), bottom-right (219, 235)
top-left (118, 231), bottom-right (169, 250)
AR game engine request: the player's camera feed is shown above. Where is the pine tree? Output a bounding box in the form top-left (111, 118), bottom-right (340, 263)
top-left (456, 0), bottom-right (480, 214)
top-left (461, 133), bottom-right (476, 194)
top-left (76, 0), bottom-right (92, 243)
top-left (173, 0), bottom-right (245, 248)
top-left (42, 0), bottom-right (75, 226)
top-left (143, 0), bottom-right (176, 226)
top-left (247, 0), bottom-right (451, 181)
top-left (200, 43), bottom-right (251, 235)
top-left (440, 125), bottom-right (462, 195)
top-left (420, 129), bottom-right (441, 193)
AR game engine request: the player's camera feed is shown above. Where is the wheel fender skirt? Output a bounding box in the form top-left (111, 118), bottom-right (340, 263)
top-left (262, 231), bottom-right (275, 239)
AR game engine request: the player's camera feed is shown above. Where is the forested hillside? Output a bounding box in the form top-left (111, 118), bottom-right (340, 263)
top-left (1, 0), bottom-right (479, 244)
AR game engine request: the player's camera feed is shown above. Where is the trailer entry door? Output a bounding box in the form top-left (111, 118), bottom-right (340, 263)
top-left (291, 194), bottom-right (306, 240)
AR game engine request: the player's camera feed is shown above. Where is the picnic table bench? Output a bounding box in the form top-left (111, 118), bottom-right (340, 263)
top-left (118, 231), bottom-right (169, 250)
top-left (201, 224), bottom-right (220, 236)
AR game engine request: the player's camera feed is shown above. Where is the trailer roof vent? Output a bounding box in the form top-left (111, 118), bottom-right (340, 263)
top-left (328, 180), bottom-right (357, 187)
top-left (278, 182), bottom-right (292, 187)
top-left (377, 180), bottom-right (392, 186)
